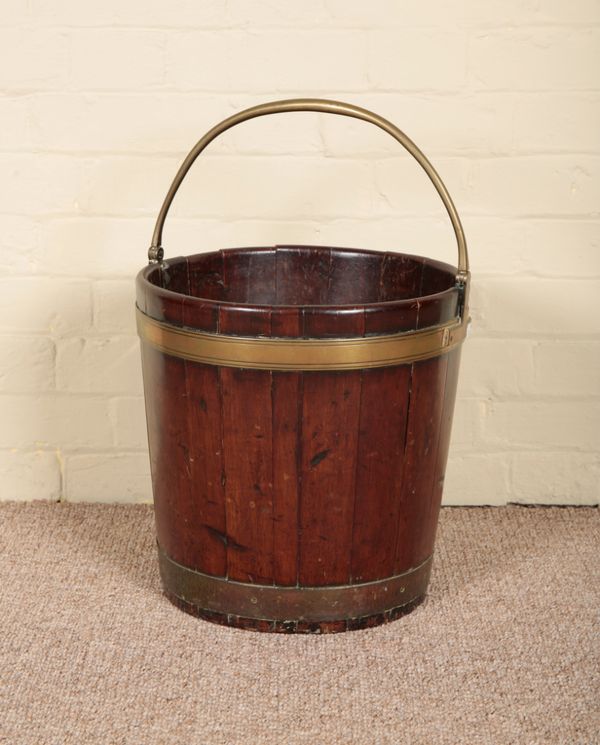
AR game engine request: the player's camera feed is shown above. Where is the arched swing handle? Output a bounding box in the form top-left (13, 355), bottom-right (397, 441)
top-left (149, 97), bottom-right (469, 286)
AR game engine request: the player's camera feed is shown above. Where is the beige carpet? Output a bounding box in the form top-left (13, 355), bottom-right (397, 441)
top-left (0, 503), bottom-right (598, 744)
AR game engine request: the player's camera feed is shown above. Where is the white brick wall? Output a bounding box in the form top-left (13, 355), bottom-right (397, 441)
top-left (1, 1), bottom-right (598, 504)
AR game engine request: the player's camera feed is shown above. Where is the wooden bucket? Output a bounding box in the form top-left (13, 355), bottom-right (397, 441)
top-left (136, 99), bottom-right (470, 633)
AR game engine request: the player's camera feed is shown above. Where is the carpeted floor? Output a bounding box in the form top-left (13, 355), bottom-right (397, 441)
top-left (0, 503), bottom-right (598, 744)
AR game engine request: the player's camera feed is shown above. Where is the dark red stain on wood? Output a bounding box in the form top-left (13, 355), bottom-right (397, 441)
top-left (138, 245), bottom-right (464, 631)
top-left (219, 301), bottom-right (274, 584)
top-left (350, 365), bottom-right (411, 582)
top-left (298, 370), bottom-right (362, 586)
top-left (184, 361), bottom-right (227, 576)
top-left (141, 347), bottom-right (194, 566)
top-left (270, 304), bottom-right (303, 586)
top-left (419, 347), bottom-right (462, 560)
top-left (393, 355), bottom-right (449, 572)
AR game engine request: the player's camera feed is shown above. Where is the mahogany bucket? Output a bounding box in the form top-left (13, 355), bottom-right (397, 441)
top-left (136, 99), bottom-right (471, 633)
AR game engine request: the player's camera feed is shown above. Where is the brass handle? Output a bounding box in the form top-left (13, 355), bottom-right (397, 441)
top-left (149, 98), bottom-right (469, 282)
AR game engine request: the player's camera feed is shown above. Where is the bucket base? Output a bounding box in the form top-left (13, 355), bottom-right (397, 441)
top-left (163, 589), bottom-right (426, 633)
top-left (157, 544), bottom-right (431, 634)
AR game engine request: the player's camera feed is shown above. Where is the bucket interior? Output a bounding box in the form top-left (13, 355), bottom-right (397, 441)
top-left (148, 246), bottom-right (456, 307)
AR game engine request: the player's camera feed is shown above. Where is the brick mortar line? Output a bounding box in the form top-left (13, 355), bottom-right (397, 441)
top-left (4, 150), bottom-right (600, 158)
top-left (5, 85), bottom-right (600, 94)
top-left (3, 212), bottom-right (599, 220)
top-left (5, 91), bottom-right (600, 100)
top-left (20, 215), bottom-right (600, 222)
top-left (6, 22), bottom-right (600, 30)
top-left (6, 153), bottom-right (600, 160)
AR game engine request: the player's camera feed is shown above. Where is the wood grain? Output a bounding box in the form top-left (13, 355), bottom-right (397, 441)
top-left (418, 347), bottom-right (462, 560)
top-left (219, 303), bottom-right (274, 584)
top-left (394, 355), bottom-right (449, 571)
top-left (270, 305), bottom-right (303, 586)
top-left (298, 369), bottom-right (362, 585)
top-left (137, 244), bottom-right (465, 630)
top-left (141, 346), bottom-right (195, 566)
top-left (184, 360), bottom-right (227, 576)
top-left (350, 365), bottom-right (411, 582)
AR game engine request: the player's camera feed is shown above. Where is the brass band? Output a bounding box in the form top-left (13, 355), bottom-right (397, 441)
top-left (137, 307), bottom-right (467, 371)
top-left (158, 544), bottom-right (432, 622)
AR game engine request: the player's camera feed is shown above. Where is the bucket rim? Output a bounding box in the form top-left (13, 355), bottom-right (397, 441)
top-left (137, 245), bottom-right (460, 311)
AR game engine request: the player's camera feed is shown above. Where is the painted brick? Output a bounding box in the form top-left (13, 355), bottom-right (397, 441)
top-left (512, 94), bottom-right (600, 154)
top-left (226, 0), bottom-right (329, 27)
top-left (83, 155), bottom-right (187, 217)
top-left (460, 339), bottom-right (600, 399)
top-left (0, 154), bottom-right (89, 216)
top-left (464, 219), bottom-right (600, 278)
top-left (166, 31), bottom-right (369, 91)
top-left (462, 0), bottom-right (600, 26)
top-left (0, 337), bottom-right (55, 392)
top-left (368, 31), bottom-right (467, 91)
top-left (164, 32), bottom-right (229, 92)
top-left (0, 0), bottom-right (29, 25)
top-left (93, 281), bottom-right (137, 334)
top-left (0, 450), bottom-right (61, 502)
top-left (314, 217), bottom-right (456, 264)
top-left (0, 29), bottom-right (68, 91)
top-left (56, 337), bottom-right (142, 394)
top-left (449, 399), bottom-right (486, 451)
top-left (38, 218), bottom-right (149, 278)
top-left (322, 0), bottom-right (460, 27)
top-left (0, 96), bottom-right (33, 152)
top-left (28, 93), bottom-right (319, 155)
top-left (533, 341), bottom-right (600, 397)
top-left (223, 102), bottom-right (323, 155)
top-left (444, 454), bottom-right (510, 506)
top-left (0, 216), bottom-right (41, 276)
top-left (65, 453), bottom-right (151, 503)
top-left (85, 155), bottom-right (374, 219)
top-left (164, 217), bottom-right (321, 254)
top-left (483, 401), bottom-right (600, 450)
top-left (473, 278), bottom-right (600, 337)
top-left (69, 30), bottom-right (165, 90)
top-left (320, 93), bottom-right (515, 157)
top-left (0, 278), bottom-right (91, 335)
top-left (0, 3), bottom-right (598, 506)
top-left (374, 158), bottom-right (469, 218)
top-left (457, 339), bottom-right (534, 398)
top-left (0, 395), bottom-right (113, 449)
top-left (110, 397), bottom-right (148, 450)
top-left (181, 157), bottom-right (373, 220)
top-left (30, 0), bottom-right (227, 27)
top-left (470, 29), bottom-right (600, 91)
top-left (466, 156), bottom-right (600, 217)
top-left (510, 452), bottom-right (600, 505)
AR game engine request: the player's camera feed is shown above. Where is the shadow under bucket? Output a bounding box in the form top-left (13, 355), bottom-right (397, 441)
top-left (136, 99), bottom-right (471, 633)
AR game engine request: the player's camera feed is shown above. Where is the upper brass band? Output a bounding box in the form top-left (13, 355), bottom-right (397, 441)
top-left (137, 307), bottom-right (468, 371)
